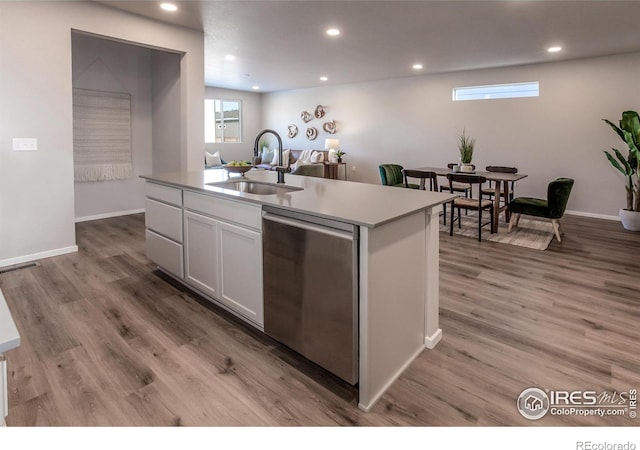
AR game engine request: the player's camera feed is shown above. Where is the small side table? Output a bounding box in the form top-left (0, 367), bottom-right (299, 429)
top-left (323, 162), bottom-right (347, 180)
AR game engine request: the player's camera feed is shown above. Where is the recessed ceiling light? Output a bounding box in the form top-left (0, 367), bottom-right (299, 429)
top-left (224, 55), bottom-right (236, 61)
top-left (548, 46), bottom-right (562, 53)
top-left (160, 3), bottom-right (177, 12)
top-left (252, 85), bottom-right (260, 90)
top-left (320, 76), bottom-right (328, 81)
top-left (412, 63), bottom-right (423, 70)
top-left (326, 28), bottom-right (340, 36)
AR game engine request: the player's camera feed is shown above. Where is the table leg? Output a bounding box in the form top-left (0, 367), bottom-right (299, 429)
top-left (503, 181), bottom-right (511, 222)
top-left (493, 182), bottom-right (501, 231)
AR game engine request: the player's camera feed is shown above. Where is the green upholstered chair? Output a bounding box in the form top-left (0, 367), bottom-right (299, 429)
top-left (379, 164), bottom-right (418, 188)
top-left (508, 178), bottom-right (574, 242)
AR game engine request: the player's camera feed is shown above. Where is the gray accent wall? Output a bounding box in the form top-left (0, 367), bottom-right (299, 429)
top-left (0, 1), bottom-right (204, 266)
top-left (263, 52), bottom-right (640, 218)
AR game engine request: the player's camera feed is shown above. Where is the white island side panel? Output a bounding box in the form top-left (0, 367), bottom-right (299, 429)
top-left (425, 206), bottom-right (442, 348)
top-left (358, 209), bottom-right (429, 411)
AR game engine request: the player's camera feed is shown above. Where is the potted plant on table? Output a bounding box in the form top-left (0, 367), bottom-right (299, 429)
top-left (603, 110), bottom-right (640, 231)
top-left (458, 128), bottom-right (475, 172)
top-left (335, 149), bottom-right (346, 163)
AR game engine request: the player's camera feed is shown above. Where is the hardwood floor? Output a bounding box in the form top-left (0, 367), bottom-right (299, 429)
top-left (1, 213), bottom-right (638, 426)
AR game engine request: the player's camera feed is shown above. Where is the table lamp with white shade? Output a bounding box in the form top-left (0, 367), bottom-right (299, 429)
top-left (325, 138), bottom-right (340, 163)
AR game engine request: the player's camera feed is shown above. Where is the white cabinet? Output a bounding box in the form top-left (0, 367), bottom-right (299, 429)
top-left (144, 182), bottom-right (264, 328)
top-left (145, 198), bottom-right (182, 242)
top-left (144, 183), bottom-right (184, 279)
top-left (146, 230), bottom-right (184, 278)
top-left (183, 193), bottom-right (263, 327)
top-left (218, 221), bottom-right (263, 326)
top-left (184, 211), bottom-right (219, 299)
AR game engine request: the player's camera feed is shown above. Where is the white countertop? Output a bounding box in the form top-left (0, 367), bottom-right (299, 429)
top-left (0, 289), bottom-right (20, 353)
top-left (141, 168), bottom-right (456, 228)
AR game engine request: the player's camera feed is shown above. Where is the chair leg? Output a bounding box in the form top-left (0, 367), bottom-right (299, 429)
top-left (449, 202), bottom-right (455, 236)
top-left (508, 213), bottom-right (520, 233)
top-left (551, 219), bottom-right (562, 242)
top-left (490, 204), bottom-right (495, 234)
top-left (478, 208), bottom-right (482, 242)
top-left (465, 188), bottom-right (469, 215)
top-left (443, 202), bottom-right (447, 225)
top-left (458, 208), bottom-right (461, 228)
top-left (558, 219), bottom-right (565, 236)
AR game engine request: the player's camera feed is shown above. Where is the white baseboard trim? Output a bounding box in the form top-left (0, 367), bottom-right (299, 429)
top-left (425, 328), bottom-right (442, 349)
top-left (0, 245), bottom-right (78, 269)
top-left (75, 208), bottom-right (145, 223)
top-left (565, 210), bottom-right (619, 221)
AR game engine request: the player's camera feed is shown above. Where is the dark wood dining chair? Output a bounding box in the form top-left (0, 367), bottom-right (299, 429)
top-left (402, 169), bottom-right (438, 191)
top-left (403, 169), bottom-right (446, 224)
top-left (440, 163), bottom-right (475, 225)
top-left (439, 163), bottom-right (474, 197)
top-left (446, 173), bottom-right (494, 242)
top-left (481, 166), bottom-right (518, 206)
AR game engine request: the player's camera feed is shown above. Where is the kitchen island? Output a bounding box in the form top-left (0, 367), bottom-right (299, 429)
top-left (141, 168), bottom-right (455, 411)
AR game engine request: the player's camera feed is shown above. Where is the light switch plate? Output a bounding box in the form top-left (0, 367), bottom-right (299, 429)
top-left (13, 138), bottom-right (38, 151)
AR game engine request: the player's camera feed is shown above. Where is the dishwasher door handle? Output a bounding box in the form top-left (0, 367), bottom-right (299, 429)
top-left (262, 212), bottom-right (355, 241)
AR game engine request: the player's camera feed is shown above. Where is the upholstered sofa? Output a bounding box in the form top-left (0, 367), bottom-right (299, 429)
top-left (252, 149), bottom-right (329, 171)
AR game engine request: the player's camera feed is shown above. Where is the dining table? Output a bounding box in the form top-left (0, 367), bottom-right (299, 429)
top-left (407, 166), bottom-right (528, 231)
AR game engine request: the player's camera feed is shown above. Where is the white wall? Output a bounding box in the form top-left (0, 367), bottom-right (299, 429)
top-left (205, 87), bottom-right (263, 163)
top-left (263, 52), bottom-right (640, 218)
top-left (0, 1), bottom-right (204, 266)
top-left (152, 51), bottom-right (182, 174)
top-left (72, 33), bottom-right (152, 220)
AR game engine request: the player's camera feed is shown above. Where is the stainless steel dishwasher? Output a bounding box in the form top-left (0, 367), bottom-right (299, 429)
top-left (262, 206), bottom-right (359, 385)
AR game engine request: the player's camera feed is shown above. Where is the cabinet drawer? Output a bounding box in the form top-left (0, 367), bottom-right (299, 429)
top-left (184, 191), bottom-right (261, 231)
top-left (145, 182), bottom-right (182, 206)
top-left (146, 229), bottom-right (184, 278)
top-left (145, 198), bottom-right (183, 243)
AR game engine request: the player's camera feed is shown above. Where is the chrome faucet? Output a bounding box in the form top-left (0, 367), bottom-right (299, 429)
top-left (254, 129), bottom-right (289, 184)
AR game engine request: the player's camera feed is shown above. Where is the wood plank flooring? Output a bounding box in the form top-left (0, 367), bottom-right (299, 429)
top-left (1, 213), bottom-right (638, 426)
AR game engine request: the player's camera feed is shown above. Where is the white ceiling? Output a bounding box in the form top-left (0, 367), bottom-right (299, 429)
top-left (99, 0), bottom-right (640, 93)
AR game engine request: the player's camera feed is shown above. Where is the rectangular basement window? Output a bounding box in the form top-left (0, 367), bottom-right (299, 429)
top-left (453, 81), bottom-right (539, 101)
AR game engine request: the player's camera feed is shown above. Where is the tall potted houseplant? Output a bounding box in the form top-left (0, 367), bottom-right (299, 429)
top-left (458, 128), bottom-right (475, 172)
top-left (603, 110), bottom-right (640, 231)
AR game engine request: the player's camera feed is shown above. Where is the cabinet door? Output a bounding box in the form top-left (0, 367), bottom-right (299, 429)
top-left (218, 221), bottom-right (263, 326)
top-left (184, 211), bottom-right (219, 298)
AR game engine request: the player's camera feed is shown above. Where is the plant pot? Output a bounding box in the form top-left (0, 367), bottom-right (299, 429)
top-left (337, 157), bottom-right (342, 163)
top-left (460, 163), bottom-right (474, 173)
top-left (620, 209), bottom-right (640, 231)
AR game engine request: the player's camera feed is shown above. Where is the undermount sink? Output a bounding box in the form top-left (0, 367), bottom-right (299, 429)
top-left (207, 180), bottom-right (304, 195)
